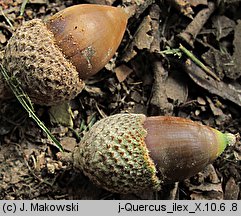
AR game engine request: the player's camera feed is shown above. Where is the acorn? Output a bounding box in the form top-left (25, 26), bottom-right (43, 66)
top-left (63, 113), bottom-right (236, 194)
top-left (1, 4), bottom-right (128, 105)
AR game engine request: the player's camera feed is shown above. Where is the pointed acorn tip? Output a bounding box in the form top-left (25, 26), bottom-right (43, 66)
top-left (225, 133), bottom-right (237, 146)
top-left (213, 130), bottom-right (237, 157)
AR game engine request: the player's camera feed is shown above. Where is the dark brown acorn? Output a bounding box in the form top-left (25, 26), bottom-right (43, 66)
top-left (65, 114), bottom-right (236, 194)
top-left (0, 4), bottom-right (128, 105)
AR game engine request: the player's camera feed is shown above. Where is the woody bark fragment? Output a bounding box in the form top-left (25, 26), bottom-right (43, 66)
top-left (178, 2), bottom-right (216, 47)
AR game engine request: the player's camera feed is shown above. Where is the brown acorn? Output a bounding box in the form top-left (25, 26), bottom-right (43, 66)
top-left (1, 4), bottom-right (128, 105)
top-left (66, 114), bottom-right (236, 194)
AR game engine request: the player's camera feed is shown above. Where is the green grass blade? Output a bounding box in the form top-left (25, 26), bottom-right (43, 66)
top-left (20, 0), bottom-right (29, 16)
top-left (0, 64), bottom-right (64, 152)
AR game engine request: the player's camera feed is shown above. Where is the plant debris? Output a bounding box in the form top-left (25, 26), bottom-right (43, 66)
top-left (0, 0), bottom-right (240, 200)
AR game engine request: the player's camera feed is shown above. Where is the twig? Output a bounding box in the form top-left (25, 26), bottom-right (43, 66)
top-left (178, 2), bottom-right (216, 47)
top-left (0, 64), bottom-right (64, 152)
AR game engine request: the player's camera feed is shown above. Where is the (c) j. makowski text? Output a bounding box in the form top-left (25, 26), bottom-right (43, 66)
top-left (19, 203), bottom-right (79, 212)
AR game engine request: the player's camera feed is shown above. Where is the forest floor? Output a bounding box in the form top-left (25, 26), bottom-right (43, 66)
top-left (0, 0), bottom-right (240, 200)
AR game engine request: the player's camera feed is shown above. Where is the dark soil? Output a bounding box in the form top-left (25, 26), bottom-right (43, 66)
top-left (0, 0), bottom-right (240, 200)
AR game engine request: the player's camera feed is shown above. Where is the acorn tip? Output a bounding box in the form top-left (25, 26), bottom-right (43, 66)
top-left (225, 133), bottom-right (237, 146)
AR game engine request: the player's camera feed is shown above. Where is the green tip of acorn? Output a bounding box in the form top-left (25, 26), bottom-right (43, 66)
top-left (214, 130), bottom-right (236, 156)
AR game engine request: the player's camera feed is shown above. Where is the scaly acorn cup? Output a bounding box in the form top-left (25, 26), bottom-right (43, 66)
top-left (1, 4), bottom-right (128, 105)
top-left (68, 114), bottom-right (236, 194)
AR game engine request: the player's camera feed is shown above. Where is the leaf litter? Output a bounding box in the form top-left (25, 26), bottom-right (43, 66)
top-left (0, 0), bottom-right (240, 200)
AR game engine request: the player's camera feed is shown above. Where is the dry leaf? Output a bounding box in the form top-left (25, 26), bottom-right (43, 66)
top-left (49, 102), bottom-right (74, 128)
top-left (184, 59), bottom-right (241, 107)
top-left (185, 165), bottom-right (223, 200)
top-left (114, 64), bottom-right (133, 82)
top-left (212, 15), bottom-right (235, 40)
top-left (224, 177), bottom-right (240, 200)
top-left (123, 15), bottom-right (153, 62)
top-left (232, 20), bottom-right (241, 79)
top-left (60, 137), bottom-right (78, 152)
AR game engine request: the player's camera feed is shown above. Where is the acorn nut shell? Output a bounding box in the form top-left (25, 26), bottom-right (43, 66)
top-left (70, 114), bottom-right (236, 194)
top-left (1, 5), bottom-right (128, 105)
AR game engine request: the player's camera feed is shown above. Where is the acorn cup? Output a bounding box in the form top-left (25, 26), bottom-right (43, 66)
top-left (0, 4), bottom-right (128, 105)
top-left (60, 114), bottom-right (236, 194)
